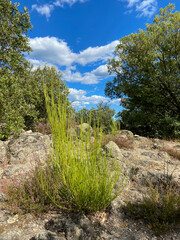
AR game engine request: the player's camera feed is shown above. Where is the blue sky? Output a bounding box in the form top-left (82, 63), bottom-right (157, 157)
top-left (13, 0), bottom-right (180, 115)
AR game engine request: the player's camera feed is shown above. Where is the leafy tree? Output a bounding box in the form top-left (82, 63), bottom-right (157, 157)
top-left (0, 0), bottom-right (32, 74)
top-left (0, 0), bottom-right (33, 139)
top-left (75, 102), bottom-right (115, 133)
top-left (28, 65), bottom-right (70, 126)
top-left (105, 4), bottom-right (180, 139)
top-left (0, 1), bottom-right (70, 139)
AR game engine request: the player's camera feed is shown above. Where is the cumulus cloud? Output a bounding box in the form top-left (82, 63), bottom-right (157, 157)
top-left (29, 37), bottom-right (118, 67)
top-left (121, 0), bottom-right (157, 17)
top-left (77, 40), bottom-right (119, 65)
top-left (32, 0), bottom-right (88, 18)
top-left (30, 37), bottom-right (76, 66)
top-left (69, 88), bottom-right (121, 108)
top-left (63, 64), bottom-right (110, 84)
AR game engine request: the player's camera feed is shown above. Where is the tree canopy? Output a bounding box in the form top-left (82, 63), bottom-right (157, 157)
top-left (105, 4), bottom-right (180, 138)
top-left (75, 102), bottom-right (115, 133)
top-left (0, 0), bottom-right (32, 74)
top-left (0, 1), bottom-right (69, 139)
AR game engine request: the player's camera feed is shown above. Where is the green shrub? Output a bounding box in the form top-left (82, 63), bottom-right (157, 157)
top-left (123, 184), bottom-right (180, 236)
top-left (5, 83), bottom-right (126, 215)
top-left (41, 83), bottom-right (126, 213)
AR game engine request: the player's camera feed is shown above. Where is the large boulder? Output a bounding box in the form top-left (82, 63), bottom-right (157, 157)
top-left (118, 130), bottom-right (134, 139)
top-left (104, 141), bottom-right (123, 160)
top-left (0, 131), bottom-right (52, 181)
top-left (7, 131), bottom-right (51, 165)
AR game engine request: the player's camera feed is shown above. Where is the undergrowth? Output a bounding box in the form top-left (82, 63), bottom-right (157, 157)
top-left (5, 82), bottom-right (127, 214)
top-left (162, 146), bottom-right (180, 161)
top-left (123, 183), bottom-right (180, 236)
top-left (101, 134), bottom-right (134, 149)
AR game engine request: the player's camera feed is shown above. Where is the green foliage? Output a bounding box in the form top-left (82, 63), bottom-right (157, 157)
top-left (105, 4), bottom-right (180, 139)
top-left (0, 0), bottom-right (32, 139)
top-left (5, 84), bottom-right (126, 215)
top-left (123, 184), bottom-right (180, 236)
top-left (0, 72), bottom-right (37, 139)
top-left (30, 65), bottom-right (70, 123)
top-left (75, 102), bottom-right (116, 134)
top-left (0, 0), bottom-right (32, 73)
top-left (0, 64), bottom-right (69, 139)
top-left (41, 83), bottom-right (126, 213)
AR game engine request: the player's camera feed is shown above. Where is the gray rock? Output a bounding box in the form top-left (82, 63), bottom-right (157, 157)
top-left (30, 230), bottom-right (64, 240)
top-left (118, 130), bottom-right (134, 139)
top-left (0, 141), bottom-right (8, 164)
top-left (104, 141), bottom-right (123, 160)
top-left (75, 123), bottom-right (93, 138)
top-left (7, 132), bottom-right (51, 165)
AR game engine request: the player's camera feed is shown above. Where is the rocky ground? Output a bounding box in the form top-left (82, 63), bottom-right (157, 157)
top-left (0, 129), bottom-right (179, 240)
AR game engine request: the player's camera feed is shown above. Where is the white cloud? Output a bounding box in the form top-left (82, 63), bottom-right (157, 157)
top-left (28, 58), bottom-right (56, 70)
top-left (63, 64), bottom-right (110, 84)
top-left (69, 88), bottom-right (121, 108)
top-left (32, 0), bottom-right (88, 18)
top-left (29, 37), bottom-right (118, 67)
top-left (77, 40), bottom-right (119, 65)
top-left (121, 0), bottom-right (157, 17)
top-left (54, 0), bottom-right (87, 7)
top-left (136, 0), bottom-right (157, 17)
top-left (30, 37), bottom-right (76, 66)
top-left (32, 4), bottom-right (54, 19)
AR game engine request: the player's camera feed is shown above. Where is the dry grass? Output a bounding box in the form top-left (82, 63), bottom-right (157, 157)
top-left (123, 183), bottom-right (180, 236)
top-left (35, 121), bottom-right (51, 135)
top-left (101, 134), bottom-right (134, 150)
top-left (162, 147), bottom-right (180, 160)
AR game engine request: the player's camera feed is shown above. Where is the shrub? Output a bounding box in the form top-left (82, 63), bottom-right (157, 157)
top-left (41, 83), bottom-right (127, 213)
top-left (101, 134), bottom-right (134, 149)
top-left (162, 147), bottom-right (180, 161)
top-left (123, 184), bottom-right (180, 236)
top-left (5, 160), bottom-right (59, 214)
top-left (35, 121), bottom-right (51, 135)
top-left (5, 84), bottom-right (127, 215)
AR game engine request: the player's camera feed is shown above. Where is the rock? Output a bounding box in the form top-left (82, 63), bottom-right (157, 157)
top-left (75, 123), bottom-right (93, 138)
top-left (152, 138), bottom-right (164, 149)
top-left (104, 141), bottom-right (123, 160)
top-left (133, 135), bottom-right (151, 148)
top-left (0, 130), bottom-right (180, 240)
top-left (7, 132), bottom-right (51, 165)
top-left (0, 141), bottom-right (8, 164)
top-left (118, 130), bottom-right (134, 139)
top-left (30, 230), bottom-right (64, 240)
top-left (141, 151), bottom-right (158, 160)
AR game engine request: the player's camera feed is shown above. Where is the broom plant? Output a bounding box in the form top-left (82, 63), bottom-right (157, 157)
top-left (41, 82), bottom-right (126, 213)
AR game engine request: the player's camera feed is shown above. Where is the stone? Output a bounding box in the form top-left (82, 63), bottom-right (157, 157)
top-left (0, 141), bottom-right (8, 164)
top-left (30, 230), bottom-right (64, 240)
top-left (104, 141), bottom-right (123, 160)
top-left (7, 132), bottom-right (51, 165)
top-left (75, 123), bottom-right (93, 138)
top-left (118, 130), bottom-right (134, 139)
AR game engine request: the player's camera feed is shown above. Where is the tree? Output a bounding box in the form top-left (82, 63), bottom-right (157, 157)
top-left (29, 65), bottom-right (70, 125)
top-left (105, 4), bottom-right (180, 138)
top-left (0, 1), bottom-right (70, 139)
top-left (0, 0), bottom-right (33, 139)
top-left (0, 0), bottom-right (32, 74)
top-left (75, 102), bottom-right (115, 133)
